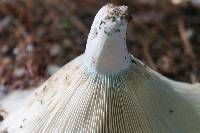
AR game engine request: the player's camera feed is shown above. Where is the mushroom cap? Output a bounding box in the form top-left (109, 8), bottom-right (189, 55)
top-left (1, 4), bottom-right (200, 133)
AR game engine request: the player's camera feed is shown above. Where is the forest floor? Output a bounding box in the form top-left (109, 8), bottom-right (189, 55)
top-left (0, 0), bottom-right (200, 94)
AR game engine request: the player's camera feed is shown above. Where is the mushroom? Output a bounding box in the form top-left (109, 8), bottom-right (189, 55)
top-left (1, 4), bottom-right (200, 133)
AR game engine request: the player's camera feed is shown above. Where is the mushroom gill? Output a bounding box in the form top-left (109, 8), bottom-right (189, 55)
top-left (1, 4), bottom-right (200, 133)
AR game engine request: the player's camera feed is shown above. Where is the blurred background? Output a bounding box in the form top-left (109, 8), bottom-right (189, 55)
top-left (0, 0), bottom-right (200, 95)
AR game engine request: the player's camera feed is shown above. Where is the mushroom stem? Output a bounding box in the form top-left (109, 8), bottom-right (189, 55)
top-left (84, 4), bottom-right (131, 73)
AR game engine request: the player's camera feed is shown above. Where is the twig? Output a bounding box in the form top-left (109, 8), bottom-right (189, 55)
top-left (178, 16), bottom-right (195, 59)
top-left (0, 16), bottom-right (12, 32)
top-left (136, 25), bottom-right (158, 70)
top-left (51, 2), bottom-right (89, 35)
top-left (178, 16), bottom-right (198, 82)
top-left (142, 39), bottom-right (157, 70)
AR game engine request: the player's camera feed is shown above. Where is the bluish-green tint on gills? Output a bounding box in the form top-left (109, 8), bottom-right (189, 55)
top-left (2, 55), bottom-right (200, 133)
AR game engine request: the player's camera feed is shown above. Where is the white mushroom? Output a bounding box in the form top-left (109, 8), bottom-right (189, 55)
top-left (1, 4), bottom-right (200, 133)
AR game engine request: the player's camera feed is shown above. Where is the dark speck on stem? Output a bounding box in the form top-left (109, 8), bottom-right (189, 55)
top-left (100, 21), bottom-right (103, 26)
top-left (100, 20), bottom-right (105, 26)
top-left (0, 115), bottom-right (4, 121)
top-left (104, 31), bottom-right (111, 36)
top-left (120, 16), bottom-right (123, 20)
top-left (42, 85), bottom-right (47, 92)
top-left (112, 17), bottom-right (116, 22)
top-left (116, 29), bottom-right (120, 33)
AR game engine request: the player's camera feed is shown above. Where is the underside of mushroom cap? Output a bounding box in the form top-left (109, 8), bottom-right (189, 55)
top-left (1, 54), bottom-right (200, 133)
